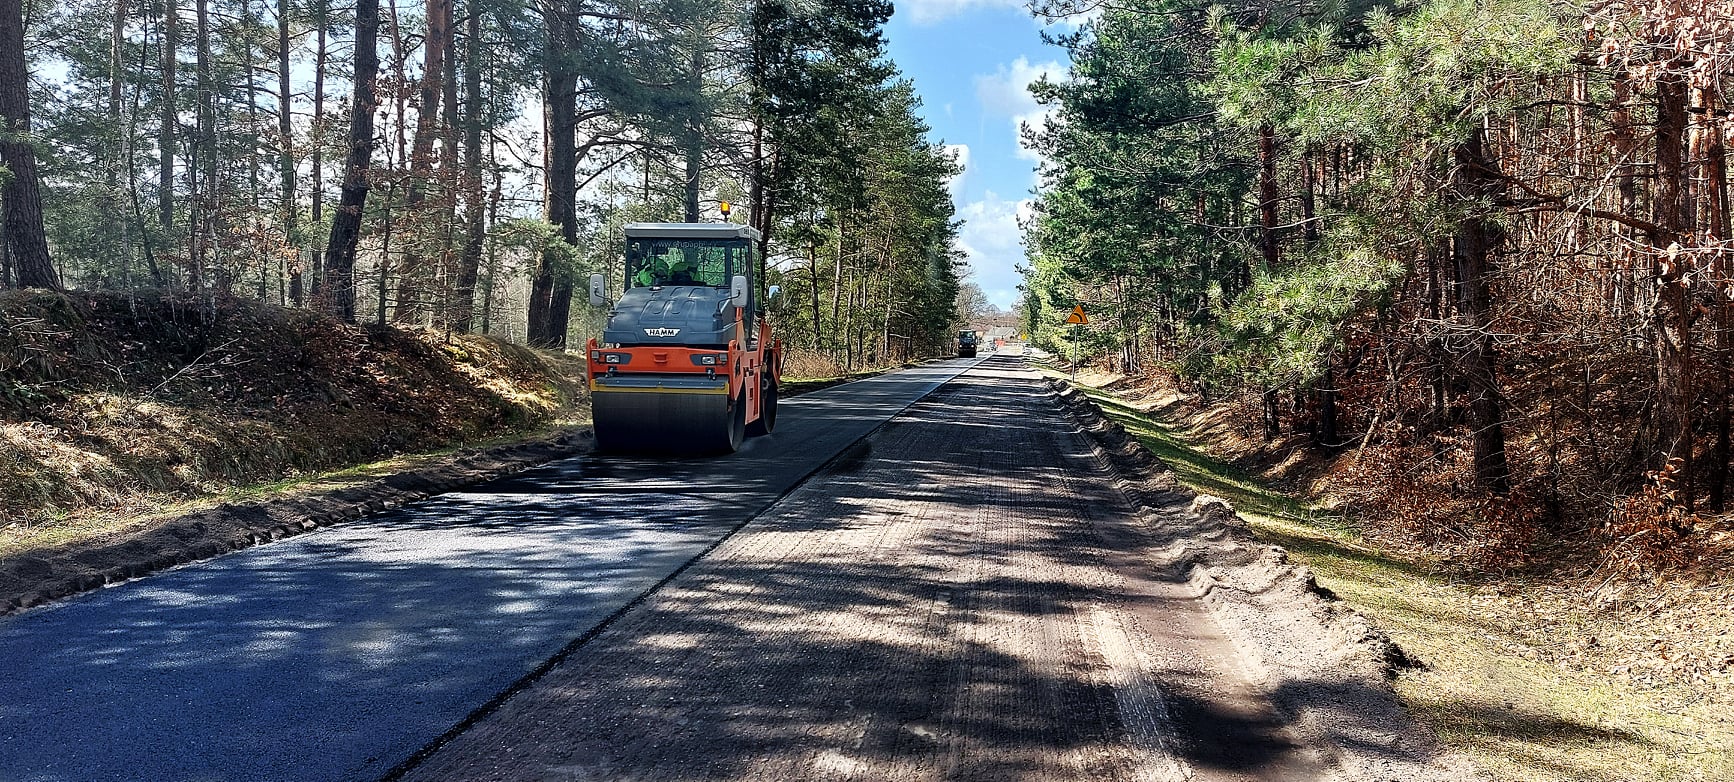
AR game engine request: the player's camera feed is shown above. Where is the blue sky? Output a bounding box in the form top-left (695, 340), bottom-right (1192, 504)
top-left (883, 1), bottom-right (1074, 311)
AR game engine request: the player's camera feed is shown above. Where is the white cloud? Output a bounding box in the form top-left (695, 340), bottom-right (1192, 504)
top-left (944, 144), bottom-right (971, 198)
top-left (974, 57), bottom-right (1057, 116)
top-left (974, 57), bottom-right (1066, 162)
top-left (955, 190), bottom-right (1035, 310)
top-left (900, 0), bottom-right (1026, 25)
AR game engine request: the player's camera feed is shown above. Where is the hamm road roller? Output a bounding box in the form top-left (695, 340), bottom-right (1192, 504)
top-left (585, 221), bottom-right (783, 454)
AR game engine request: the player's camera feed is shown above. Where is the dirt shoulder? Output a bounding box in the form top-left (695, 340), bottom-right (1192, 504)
top-left (1051, 365), bottom-right (1734, 782)
top-left (1047, 375), bottom-right (1473, 781)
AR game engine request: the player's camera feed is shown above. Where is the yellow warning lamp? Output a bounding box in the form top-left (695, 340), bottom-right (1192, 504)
top-left (719, 201), bottom-right (732, 221)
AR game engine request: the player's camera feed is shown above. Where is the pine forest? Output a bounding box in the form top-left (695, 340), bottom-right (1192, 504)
top-left (0, 0), bottom-right (965, 365)
top-left (1022, 0), bottom-right (1734, 572)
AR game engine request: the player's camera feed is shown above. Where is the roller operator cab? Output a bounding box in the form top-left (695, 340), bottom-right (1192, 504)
top-left (957, 330), bottom-right (978, 358)
top-left (585, 222), bottom-right (783, 454)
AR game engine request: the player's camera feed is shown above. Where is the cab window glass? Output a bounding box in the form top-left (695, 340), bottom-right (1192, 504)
top-left (626, 239), bottom-right (742, 288)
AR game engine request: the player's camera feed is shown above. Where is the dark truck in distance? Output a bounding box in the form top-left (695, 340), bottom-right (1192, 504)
top-left (957, 330), bottom-right (979, 358)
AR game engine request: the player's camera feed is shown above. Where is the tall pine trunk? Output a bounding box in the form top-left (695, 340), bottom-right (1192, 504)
top-left (435, 7), bottom-right (459, 326)
top-left (1452, 125), bottom-right (1510, 494)
top-left (107, 0), bottom-right (131, 285)
top-left (1651, 69), bottom-right (1696, 508)
top-left (278, 0), bottom-right (301, 304)
top-left (807, 241), bottom-right (822, 350)
top-left (1425, 239), bottom-right (1448, 430)
top-left (128, 6), bottom-right (164, 285)
top-left (308, 0), bottom-right (327, 295)
top-left (193, 0), bottom-right (216, 290)
top-left (681, 46), bottom-right (703, 222)
top-left (528, 3), bottom-right (576, 347)
top-left (1697, 84), bottom-right (1733, 510)
top-left (0, 0), bottom-right (55, 289)
top-left (378, 0), bottom-right (408, 321)
top-left (243, 0), bottom-right (267, 299)
top-left (393, 0), bottom-right (449, 324)
top-left (1257, 123), bottom-right (1281, 438)
top-left (450, 0), bottom-right (484, 333)
top-left (1612, 73), bottom-right (1639, 315)
top-left (831, 213), bottom-right (845, 357)
top-left (159, 0), bottom-right (178, 280)
top-left (1303, 147), bottom-right (1337, 445)
top-left (321, 0), bottom-right (381, 323)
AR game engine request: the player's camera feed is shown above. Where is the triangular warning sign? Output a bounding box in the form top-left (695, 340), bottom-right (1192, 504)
top-left (1064, 305), bottom-right (1089, 325)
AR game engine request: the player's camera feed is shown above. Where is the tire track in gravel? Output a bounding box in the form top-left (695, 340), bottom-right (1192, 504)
top-left (395, 358), bottom-right (1332, 782)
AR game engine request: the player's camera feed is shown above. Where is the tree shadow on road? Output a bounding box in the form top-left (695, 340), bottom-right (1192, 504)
top-left (398, 360), bottom-right (1472, 782)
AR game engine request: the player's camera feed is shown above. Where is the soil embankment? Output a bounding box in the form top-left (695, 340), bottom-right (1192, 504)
top-left (1, 290), bottom-right (589, 612)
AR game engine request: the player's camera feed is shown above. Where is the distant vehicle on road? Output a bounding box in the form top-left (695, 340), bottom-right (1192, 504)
top-left (957, 330), bottom-right (979, 358)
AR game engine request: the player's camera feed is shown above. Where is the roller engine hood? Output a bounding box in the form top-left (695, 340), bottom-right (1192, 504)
top-left (604, 285), bottom-right (738, 347)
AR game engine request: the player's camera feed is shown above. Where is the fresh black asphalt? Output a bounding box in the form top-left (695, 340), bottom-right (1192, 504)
top-left (0, 358), bottom-right (983, 782)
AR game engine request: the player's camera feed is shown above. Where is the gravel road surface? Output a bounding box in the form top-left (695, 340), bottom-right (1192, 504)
top-left (397, 358), bottom-right (1334, 782)
top-left (0, 359), bottom-right (981, 782)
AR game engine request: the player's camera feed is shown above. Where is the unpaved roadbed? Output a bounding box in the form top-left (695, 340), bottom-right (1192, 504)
top-left (398, 358), bottom-right (1469, 781)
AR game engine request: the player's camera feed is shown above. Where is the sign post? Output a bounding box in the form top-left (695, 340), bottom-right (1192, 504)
top-left (1063, 305), bottom-right (1089, 380)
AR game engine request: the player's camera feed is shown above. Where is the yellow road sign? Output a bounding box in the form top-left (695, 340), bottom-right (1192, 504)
top-left (1064, 305), bottom-right (1089, 325)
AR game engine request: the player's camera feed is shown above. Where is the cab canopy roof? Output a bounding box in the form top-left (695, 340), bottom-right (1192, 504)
top-left (624, 223), bottom-right (762, 241)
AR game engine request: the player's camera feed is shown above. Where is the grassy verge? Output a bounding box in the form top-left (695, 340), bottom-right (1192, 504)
top-left (1046, 366), bottom-right (1731, 782)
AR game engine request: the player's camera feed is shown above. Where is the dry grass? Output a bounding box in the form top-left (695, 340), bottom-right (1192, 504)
top-left (1039, 360), bottom-right (1734, 782)
top-left (778, 350), bottom-right (933, 396)
top-left (0, 291), bottom-right (587, 558)
top-left (781, 348), bottom-right (846, 379)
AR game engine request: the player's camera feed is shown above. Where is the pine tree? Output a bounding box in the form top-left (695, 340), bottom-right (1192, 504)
top-left (322, 0), bottom-right (381, 323)
top-left (0, 0), bottom-right (57, 290)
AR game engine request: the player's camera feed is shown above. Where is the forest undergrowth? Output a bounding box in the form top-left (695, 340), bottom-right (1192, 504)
top-left (1052, 363), bottom-right (1734, 781)
top-left (0, 290), bottom-right (586, 556)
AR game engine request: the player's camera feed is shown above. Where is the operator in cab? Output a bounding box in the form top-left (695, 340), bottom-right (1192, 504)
top-left (633, 254), bottom-right (698, 288)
